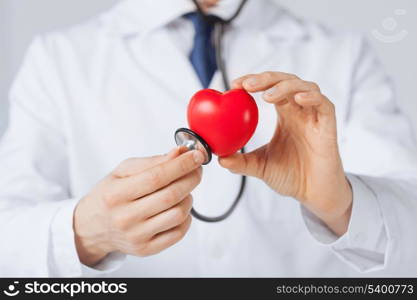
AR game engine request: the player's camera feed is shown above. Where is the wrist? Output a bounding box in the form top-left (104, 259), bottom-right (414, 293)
top-left (320, 198), bottom-right (352, 236)
top-left (305, 175), bottom-right (353, 236)
top-left (73, 199), bottom-right (114, 267)
top-left (74, 232), bottom-right (110, 267)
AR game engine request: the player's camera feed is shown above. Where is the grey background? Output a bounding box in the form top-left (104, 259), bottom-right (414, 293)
top-left (0, 0), bottom-right (416, 135)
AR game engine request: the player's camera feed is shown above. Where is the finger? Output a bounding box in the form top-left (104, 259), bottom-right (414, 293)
top-left (263, 79), bottom-right (320, 104)
top-left (218, 146), bottom-right (266, 178)
top-left (112, 147), bottom-right (181, 178)
top-left (295, 91), bottom-right (335, 116)
top-left (176, 145), bottom-right (190, 155)
top-left (139, 215), bottom-right (192, 256)
top-left (122, 168), bottom-right (201, 221)
top-left (240, 72), bottom-right (298, 93)
top-left (110, 150), bottom-right (204, 202)
top-left (231, 74), bottom-right (255, 89)
top-left (140, 195), bottom-right (193, 238)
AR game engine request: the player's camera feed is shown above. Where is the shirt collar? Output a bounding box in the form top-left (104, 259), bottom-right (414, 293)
top-left (101, 0), bottom-right (308, 40)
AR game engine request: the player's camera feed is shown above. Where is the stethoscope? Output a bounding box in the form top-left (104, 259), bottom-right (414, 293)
top-left (174, 0), bottom-right (249, 222)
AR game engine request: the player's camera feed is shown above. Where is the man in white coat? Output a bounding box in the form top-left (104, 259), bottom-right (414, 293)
top-left (0, 0), bottom-right (417, 277)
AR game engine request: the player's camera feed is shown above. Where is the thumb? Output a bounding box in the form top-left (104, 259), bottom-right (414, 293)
top-left (218, 147), bottom-right (266, 178)
top-left (112, 147), bottom-right (183, 178)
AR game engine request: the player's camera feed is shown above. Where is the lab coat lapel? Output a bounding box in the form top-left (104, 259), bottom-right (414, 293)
top-left (225, 2), bottom-right (309, 80)
top-left (227, 31), bottom-right (276, 80)
top-left (125, 30), bottom-right (202, 103)
top-left (103, 0), bottom-right (308, 101)
top-left (208, 31), bottom-right (277, 92)
top-left (102, 0), bottom-right (202, 102)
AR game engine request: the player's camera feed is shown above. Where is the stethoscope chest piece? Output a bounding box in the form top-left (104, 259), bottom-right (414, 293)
top-left (174, 128), bottom-right (212, 164)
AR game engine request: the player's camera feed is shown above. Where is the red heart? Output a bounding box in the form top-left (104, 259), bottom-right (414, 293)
top-left (187, 89), bottom-right (258, 157)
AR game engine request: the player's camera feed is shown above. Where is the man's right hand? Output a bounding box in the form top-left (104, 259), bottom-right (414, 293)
top-left (73, 147), bottom-right (204, 267)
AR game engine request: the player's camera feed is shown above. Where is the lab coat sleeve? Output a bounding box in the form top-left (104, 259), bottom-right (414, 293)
top-left (301, 36), bottom-right (417, 274)
top-left (301, 174), bottom-right (387, 272)
top-left (0, 36), bottom-right (80, 276)
top-left (51, 194), bottom-right (126, 276)
top-left (0, 36), bottom-right (124, 276)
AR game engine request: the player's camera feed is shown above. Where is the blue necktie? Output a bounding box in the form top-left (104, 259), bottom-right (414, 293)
top-left (185, 13), bottom-right (218, 88)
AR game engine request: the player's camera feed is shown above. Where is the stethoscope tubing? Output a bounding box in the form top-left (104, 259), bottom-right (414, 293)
top-left (189, 0), bottom-right (249, 222)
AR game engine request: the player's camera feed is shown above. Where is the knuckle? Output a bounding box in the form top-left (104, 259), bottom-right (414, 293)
top-left (179, 156), bottom-right (194, 173)
top-left (111, 215), bottom-right (130, 231)
top-left (171, 206), bottom-right (188, 224)
top-left (162, 187), bottom-right (179, 206)
top-left (184, 196), bottom-right (193, 210)
top-left (171, 230), bottom-right (185, 243)
top-left (196, 167), bottom-right (203, 182)
top-left (329, 101), bottom-right (336, 111)
top-left (147, 167), bottom-right (163, 187)
top-left (131, 205), bottom-right (147, 221)
top-left (120, 157), bottom-right (136, 167)
top-left (184, 195), bottom-right (194, 208)
top-left (307, 81), bottom-right (320, 90)
top-left (132, 244), bottom-right (150, 257)
top-left (262, 71), bottom-right (275, 80)
top-left (279, 80), bottom-right (291, 90)
top-left (125, 232), bottom-right (137, 244)
top-left (113, 158), bottom-right (136, 176)
top-left (190, 169), bottom-right (202, 186)
top-left (126, 230), bottom-right (148, 246)
top-left (102, 190), bottom-right (119, 208)
top-left (173, 219), bottom-right (191, 241)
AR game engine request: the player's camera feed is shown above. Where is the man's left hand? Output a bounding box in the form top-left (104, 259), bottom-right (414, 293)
top-left (219, 71), bottom-right (353, 236)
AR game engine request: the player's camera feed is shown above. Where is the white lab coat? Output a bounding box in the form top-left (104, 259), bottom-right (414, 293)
top-left (1, 0), bottom-right (417, 277)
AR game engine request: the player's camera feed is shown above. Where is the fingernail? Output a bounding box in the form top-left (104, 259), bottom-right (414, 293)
top-left (193, 151), bottom-right (205, 164)
top-left (245, 77), bottom-right (258, 87)
top-left (264, 87), bottom-right (278, 98)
